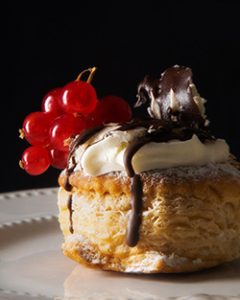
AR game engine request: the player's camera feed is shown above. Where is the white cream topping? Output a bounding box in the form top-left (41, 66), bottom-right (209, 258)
top-left (73, 127), bottom-right (230, 176)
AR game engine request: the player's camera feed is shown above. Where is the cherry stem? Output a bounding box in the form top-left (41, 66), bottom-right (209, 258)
top-left (76, 67), bottom-right (97, 83)
top-left (19, 160), bottom-right (24, 170)
top-left (19, 128), bottom-right (25, 139)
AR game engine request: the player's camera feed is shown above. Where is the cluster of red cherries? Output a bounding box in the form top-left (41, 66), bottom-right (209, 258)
top-left (19, 67), bottom-right (132, 175)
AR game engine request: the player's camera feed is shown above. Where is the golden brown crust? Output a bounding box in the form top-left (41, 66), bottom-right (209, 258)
top-left (58, 162), bottom-right (240, 273)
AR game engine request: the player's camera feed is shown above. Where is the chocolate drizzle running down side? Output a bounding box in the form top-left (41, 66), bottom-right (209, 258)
top-left (67, 195), bottom-right (74, 234)
top-left (126, 175), bottom-right (143, 247)
top-left (64, 125), bottom-right (104, 234)
top-left (64, 159), bottom-right (76, 192)
top-left (136, 65), bottom-right (206, 128)
top-left (123, 134), bottom-right (151, 247)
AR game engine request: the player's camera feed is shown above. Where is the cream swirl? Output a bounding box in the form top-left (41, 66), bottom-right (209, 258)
top-left (72, 127), bottom-right (230, 176)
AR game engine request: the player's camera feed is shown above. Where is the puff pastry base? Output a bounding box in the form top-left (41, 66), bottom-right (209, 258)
top-left (58, 162), bottom-right (240, 273)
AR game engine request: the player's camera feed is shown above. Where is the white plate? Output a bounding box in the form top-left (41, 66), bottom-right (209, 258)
top-left (0, 188), bottom-right (239, 300)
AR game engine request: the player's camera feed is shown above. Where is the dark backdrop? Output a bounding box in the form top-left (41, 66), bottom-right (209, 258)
top-left (4, 1), bottom-right (240, 192)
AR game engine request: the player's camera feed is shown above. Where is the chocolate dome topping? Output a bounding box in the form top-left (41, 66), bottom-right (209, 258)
top-left (136, 65), bottom-right (207, 128)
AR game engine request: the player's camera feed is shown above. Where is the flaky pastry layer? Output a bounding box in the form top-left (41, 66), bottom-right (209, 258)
top-left (58, 162), bottom-right (240, 273)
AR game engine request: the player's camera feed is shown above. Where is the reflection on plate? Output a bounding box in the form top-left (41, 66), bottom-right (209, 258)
top-left (0, 188), bottom-right (239, 300)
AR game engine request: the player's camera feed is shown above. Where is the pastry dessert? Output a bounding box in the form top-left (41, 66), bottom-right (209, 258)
top-left (19, 65), bottom-right (240, 273)
top-left (57, 66), bottom-right (240, 273)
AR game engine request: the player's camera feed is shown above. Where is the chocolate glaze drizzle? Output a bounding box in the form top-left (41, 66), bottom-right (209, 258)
top-left (123, 130), bottom-right (149, 246)
top-left (126, 175), bottom-right (143, 247)
top-left (64, 66), bottom-right (215, 246)
top-left (67, 195), bottom-right (74, 233)
top-left (64, 126), bottom-right (104, 234)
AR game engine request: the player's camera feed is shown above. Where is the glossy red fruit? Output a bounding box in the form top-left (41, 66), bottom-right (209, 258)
top-left (59, 81), bottom-right (97, 115)
top-left (22, 112), bottom-right (55, 146)
top-left (89, 95), bottom-right (132, 125)
top-left (41, 88), bottom-right (64, 117)
top-left (49, 114), bottom-right (86, 151)
top-left (21, 146), bottom-right (50, 175)
top-left (49, 148), bottom-right (69, 169)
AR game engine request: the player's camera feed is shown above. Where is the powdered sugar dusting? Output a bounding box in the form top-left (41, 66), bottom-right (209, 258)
top-left (107, 161), bottom-right (240, 184)
top-left (141, 162), bottom-right (240, 183)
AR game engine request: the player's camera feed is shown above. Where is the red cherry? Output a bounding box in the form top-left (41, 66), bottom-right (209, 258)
top-left (89, 95), bottom-right (132, 125)
top-left (49, 148), bottom-right (69, 169)
top-left (49, 114), bottom-right (86, 151)
top-left (22, 112), bottom-right (55, 146)
top-left (41, 88), bottom-right (64, 117)
top-left (20, 146), bottom-right (50, 175)
top-left (59, 81), bottom-right (97, 115)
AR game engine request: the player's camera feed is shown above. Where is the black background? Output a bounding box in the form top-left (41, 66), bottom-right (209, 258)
top-left (4, 1), bottom-right (240, 192)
